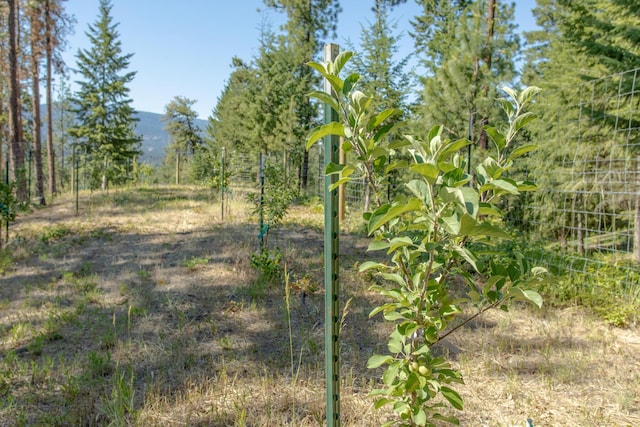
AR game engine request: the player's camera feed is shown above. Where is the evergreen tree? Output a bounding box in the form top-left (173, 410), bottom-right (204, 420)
top-left (263, 0), bottom-right (341, 188)
top-left (350, 1), bottom-right (410, 114)
top-left (347, 0), bottom-right (411, 209)
top-left (523, 0), bottom-right (640, 251)
top-left (69, 0), bottom-right (140, 191)
top-left (162, 96), bottom-right (203, 185)
top-left (207, 31), bottom-right (299, 181)
top-left (206, 57), bottom-right (257, 155)
top-left (44, 0), bottom-right (73, 196)
top-left (411, 0), bottom-right (519, 147)
top-left (26, 1), bottom-right (46, 205)
top-left (6, 0), bottom-right (27, 202)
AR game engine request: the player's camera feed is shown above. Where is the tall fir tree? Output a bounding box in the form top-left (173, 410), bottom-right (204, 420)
top-left (6, 0), bottom-right (27, 202)
top-left (69, 0), bottom-right (140, 191)
top-left (347, 0), bottom-right (411, 209)
top-left (350, 1), bottom-right (410, 114)
top-left (207, 30), bottom-right (299, 181)
top-left (263, 0), bottom-right (341, 188)
top-left (206, 57), bottom-right (256, 157)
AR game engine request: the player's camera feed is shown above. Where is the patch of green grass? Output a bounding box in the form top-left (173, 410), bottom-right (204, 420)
top-left (39, 224), bottom-right (74, 244)
top-left (181, 256), bottom-right (210, 270)
top-left (0, 249), bottom-right (13, 275)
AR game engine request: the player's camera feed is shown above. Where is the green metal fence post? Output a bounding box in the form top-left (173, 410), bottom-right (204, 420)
top-left (221, 147), bottom-right (225, 221)
top-left (259, 153), bottom-right (265, 252)
top-left (323, 42), bottom-right (341, 427)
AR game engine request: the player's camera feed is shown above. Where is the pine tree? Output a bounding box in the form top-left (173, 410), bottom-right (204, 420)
top-left (206, 57), bottom-right (257, 156)
top-left (27, 1), bottom-right (46, 205)
top-left (162, 96), bottom-right (203, 185)
top-left (350, 1), bottom-right (410, 113)
top-left (411, 0), bottom-right (518, 146)
top-left (347, 0), bottom-right (411, 209)
top-left (69, 0), bottom-right (140, 191)
top-left (263, 0), bottom-right (341, 188)
top-left (44, 0), bottom-right (72, 196)
top-left (6, 0), bottom-right (27, 202)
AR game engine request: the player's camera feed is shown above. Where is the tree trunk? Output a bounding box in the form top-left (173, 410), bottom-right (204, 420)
top-left (477, 0), bottom-right (496, 151)
top-left (101, 155), bottom-right (108, 192)
top-left (45, 0), bottom-right (56, 196)
top-left (175, 152), bottom-right (180, 185)
top-left (7, 0), bottom-right (27, 202)
top-left (30, 12), bottom-right (46, 206)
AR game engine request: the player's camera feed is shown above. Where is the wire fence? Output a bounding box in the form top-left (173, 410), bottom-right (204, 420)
top-left (525, 67), bottom-right (640, 288)
top-left (224, 68), bottom-right (640, 292)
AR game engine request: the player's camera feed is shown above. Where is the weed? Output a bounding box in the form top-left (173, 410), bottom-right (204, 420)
top-left (78, 261), bottom-right (94, 277)
top-left (249, 247), bottom-right (282, 282)
top-left (181, 255), bottom-right (209, 270)
top-left (218, 336), bottom-right (233, 351)
top-left (136, 268), bottom-right (150, 280)
top-left (88, 351), bottom-right (113, 378)
top-left (8, 322), bottom-right (34, 343)
top-left (39, 224), bottom-right (73, 243)
top-left (0, 249), bottom-right (13, 275)
top-left (98, 365), bottom-right (136, 426)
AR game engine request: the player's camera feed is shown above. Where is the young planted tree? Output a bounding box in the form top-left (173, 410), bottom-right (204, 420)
top-left (307, 52), bottom-right (544, 426)
top-left (69, 0), bottom-right (140, 191)
top-left (162, 96), bottom-right (203, 185)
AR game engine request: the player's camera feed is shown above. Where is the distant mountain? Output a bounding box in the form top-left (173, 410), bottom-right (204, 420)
top-left (42, 105), bottom-right (208, 166)
top-left (134, 111), bottom-right (208, 165)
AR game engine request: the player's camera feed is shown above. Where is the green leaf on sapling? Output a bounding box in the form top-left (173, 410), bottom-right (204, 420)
top-left (306, 122), bottom-right (345, 150)
top-left (484, 126), bottom-right (506, 152)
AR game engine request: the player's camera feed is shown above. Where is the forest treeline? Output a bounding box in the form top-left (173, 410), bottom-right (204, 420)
top-left (0, 0), bottom-right (638, 204)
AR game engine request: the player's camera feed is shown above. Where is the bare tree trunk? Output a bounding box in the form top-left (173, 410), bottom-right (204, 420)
top-left (477, 0), bottom-right (496, 151)
top-left (175, 152), bottom-right (180, 185)
top-left (7, 0), bottom-right (27, 202)
top-left (30, 11), bottom-right (46, 205)
top-left (45, 0), bottom-right (56, 196)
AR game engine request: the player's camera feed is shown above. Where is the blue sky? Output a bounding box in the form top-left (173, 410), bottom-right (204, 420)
top-left (60, 0), bottom-right (538, 119)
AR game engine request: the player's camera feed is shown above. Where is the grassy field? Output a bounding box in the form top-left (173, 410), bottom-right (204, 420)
top-left (0, 185), bottom-right (638, 426)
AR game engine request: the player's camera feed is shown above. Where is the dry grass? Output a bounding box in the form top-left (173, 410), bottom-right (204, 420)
top-left (0, 185), bottom-right (638, 426)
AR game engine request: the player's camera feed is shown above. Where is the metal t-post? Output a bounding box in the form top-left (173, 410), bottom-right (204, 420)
top-left (259, 153), bottom-right (265, 252)
top-left (323, 43), bottom-right (340, 427)
top-left (221, 147), bottom-right (225, 221)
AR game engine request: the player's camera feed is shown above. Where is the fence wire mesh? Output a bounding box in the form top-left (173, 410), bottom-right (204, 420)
top-left (525, 67), bottom-right (640, 289)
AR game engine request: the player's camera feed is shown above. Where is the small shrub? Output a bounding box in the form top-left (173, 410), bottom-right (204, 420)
top-left (250, 248), bottom-right (283, 283)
